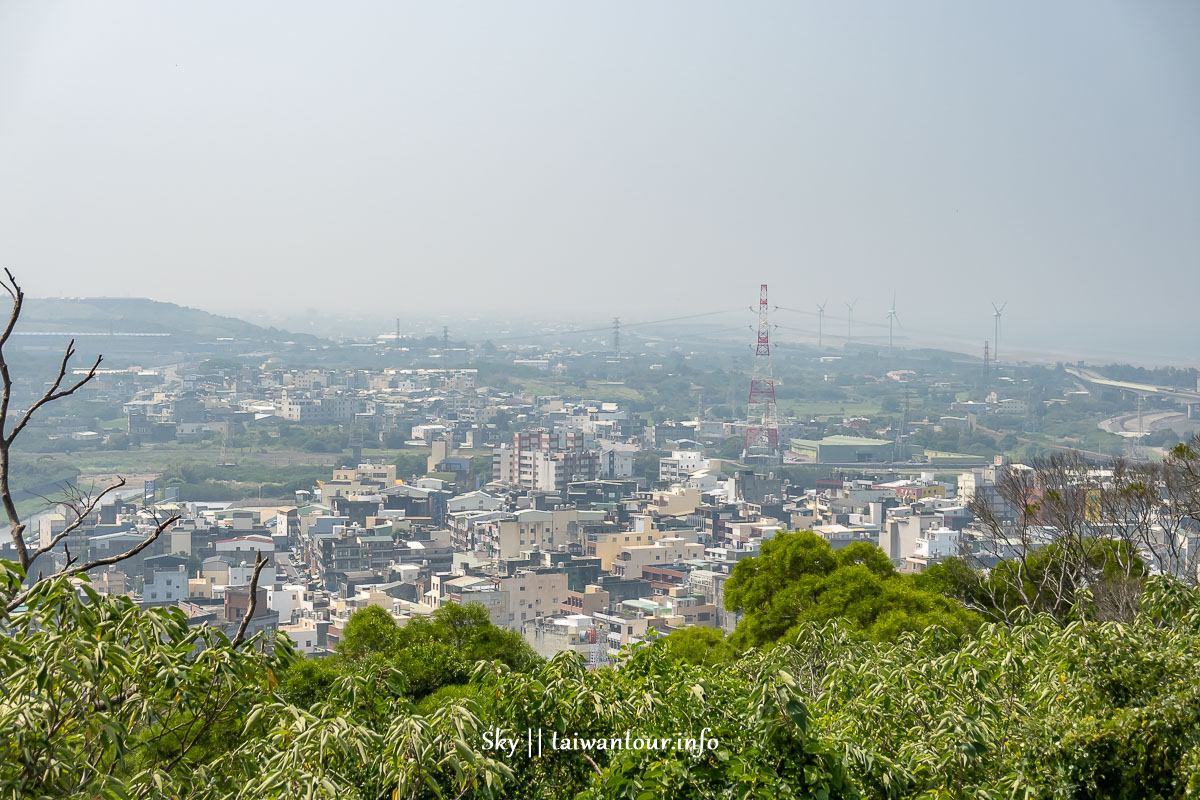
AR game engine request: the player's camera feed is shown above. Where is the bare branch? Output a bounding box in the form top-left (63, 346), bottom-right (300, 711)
top-left (5, 343), bottom-right (104, 446)
top-left (92, 686), bottom-right (136, 714)
top-left (0, 268), bottom-right (24, 351)
top-left (6, 514), bottom-right (180, 612)
top-left (0, 272), bottom-right (107, 576)
top-left (581, 754), bottom-right (604, 777)
top-left (0, 270), bottom-right (25, 566)
top-left (25, 479), bottom-right (128, 569)
top-left (230, 552), bottom-right (268, 648)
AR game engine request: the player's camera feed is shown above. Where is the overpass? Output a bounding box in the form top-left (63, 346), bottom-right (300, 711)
top-left (1065, 367), bottom-right (1200, 417)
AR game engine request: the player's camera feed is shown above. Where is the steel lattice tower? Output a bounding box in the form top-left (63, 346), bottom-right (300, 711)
top-left (743, 284), bottom-right (780, 462)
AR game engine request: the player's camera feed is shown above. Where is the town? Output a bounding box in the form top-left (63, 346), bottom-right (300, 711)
top-left (8, 285), bottom-right (1200, 666)
top-left (4, 0), bottom-right (1199, 793)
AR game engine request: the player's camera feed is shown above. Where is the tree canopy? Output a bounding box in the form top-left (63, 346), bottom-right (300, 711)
top-left (724, 533), bottom-right (981, 647)
top-left (281, 601), bottom-right (537, 707)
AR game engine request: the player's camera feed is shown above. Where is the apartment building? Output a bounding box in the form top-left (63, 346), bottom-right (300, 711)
top-left (658, 450), bottom-right (708, 484)
top-left (492, 428), bottom-right (600, 491)
top-left (610, 537), bottom-right (705, 579)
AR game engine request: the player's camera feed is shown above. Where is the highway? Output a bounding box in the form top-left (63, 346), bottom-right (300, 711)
top-left (1066, 367), bottom-right (1200, 405)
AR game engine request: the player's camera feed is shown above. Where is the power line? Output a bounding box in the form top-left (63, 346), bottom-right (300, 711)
top-left (487, 308), bottom-right (741, 343)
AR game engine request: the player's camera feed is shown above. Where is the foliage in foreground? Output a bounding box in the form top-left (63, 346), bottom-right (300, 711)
top-left (7, 550), bottom-right (1200, 798)
top-left (800, 580), bottom-right (1200, 798)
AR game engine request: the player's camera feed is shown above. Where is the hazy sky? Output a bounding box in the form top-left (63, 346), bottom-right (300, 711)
top-left (1, 2), bottom-right (1197, 362)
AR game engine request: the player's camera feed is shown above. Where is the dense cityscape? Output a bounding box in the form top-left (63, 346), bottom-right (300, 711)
top-left (3, 1), bottom-right (1199, 797)
top-left (8, 284), bottom-right (1200, 665)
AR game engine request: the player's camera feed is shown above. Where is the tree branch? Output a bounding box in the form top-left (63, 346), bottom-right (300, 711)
top-left (5, 342), bottom-right (103, 446)
top-left (25, 479), bottom-right (128, 570)
top-left (0, 271), bottom-right (105, 573)
top-left (6, 514), bottom-right (180, 612)
top-left (230, 552), bottom-right (268, 648)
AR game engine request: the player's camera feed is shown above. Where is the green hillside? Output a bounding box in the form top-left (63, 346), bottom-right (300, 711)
top-left (20, 297), bottom-right (322, 344)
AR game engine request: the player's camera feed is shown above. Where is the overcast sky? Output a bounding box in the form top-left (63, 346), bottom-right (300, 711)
top-left (1, 2), bottom-right (1197, 362)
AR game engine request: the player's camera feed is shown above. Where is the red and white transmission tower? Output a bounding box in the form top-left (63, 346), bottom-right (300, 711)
top-left (743, 284), bottom-right (780, 463)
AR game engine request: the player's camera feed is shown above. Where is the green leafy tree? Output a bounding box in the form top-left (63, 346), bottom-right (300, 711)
top-left (321, 602), bottom-right (537, 703)
top-left (725, 532), bottom-right (979, 647)
top-left (657, 626), bottom-right (737, 666)
top-left (632, 450), bottom-right (664, 483)
top-left (339, 604), bottom-right (401, 655)
top-left (393, 450), bottom-right (431, 480)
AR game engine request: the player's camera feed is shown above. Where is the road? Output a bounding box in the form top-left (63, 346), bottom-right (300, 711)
top-left (1099, 410), bottom-right (1187, 437)
top-left (1066, 367), bottom-right (1200, 405)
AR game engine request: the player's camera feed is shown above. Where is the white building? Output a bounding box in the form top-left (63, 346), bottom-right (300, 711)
top-left (268, 584), bottom-right (306, 625)
top-left (913, 526), bottom-right (959, 559)
top-left (659, 451), bottom-right (708, 483)
top-left (143, 564), bottom-right (187, 606)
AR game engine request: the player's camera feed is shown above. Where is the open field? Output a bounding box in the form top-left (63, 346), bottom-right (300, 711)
top-left (24, 447), bottom-right (339, 480)
top-left (778, 399), bottom-right (882, 418)
top-left (516, 378), bottom-right (647, 403)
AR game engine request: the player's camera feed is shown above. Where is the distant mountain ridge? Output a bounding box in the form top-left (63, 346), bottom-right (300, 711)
top-left (19, 297), bottom-right (321, 344)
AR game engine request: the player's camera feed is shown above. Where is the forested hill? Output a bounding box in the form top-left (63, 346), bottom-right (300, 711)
top-left (19, 297), bottom-right (322, 345)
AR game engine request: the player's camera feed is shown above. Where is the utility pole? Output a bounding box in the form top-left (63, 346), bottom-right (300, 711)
top-left (895, 386), bottom-right (910, 462)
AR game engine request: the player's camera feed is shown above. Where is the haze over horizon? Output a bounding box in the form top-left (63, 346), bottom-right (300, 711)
top-left (1, 2), bottom-right (1197, 363)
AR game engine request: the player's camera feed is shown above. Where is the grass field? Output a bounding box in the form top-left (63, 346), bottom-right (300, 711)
top-left (24, 446), bottom-right (339, 480)
top-left (778, 399), bottom-right (883, 418)
top-left (516, 378), bottom-right (647, 403)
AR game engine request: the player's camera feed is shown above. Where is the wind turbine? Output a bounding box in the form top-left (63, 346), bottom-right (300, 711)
top-left (845, 299), bottom-right (857, 347)
top-left (887, 293), bottom-right (901, 358)
top-left (992, 301), bottom-right (1007, 363)
top-left (816, 300), bottom-right (827, 349)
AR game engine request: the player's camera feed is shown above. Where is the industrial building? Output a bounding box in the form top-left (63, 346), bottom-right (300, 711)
top-left (790, 435), bottom-right (895, 463)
